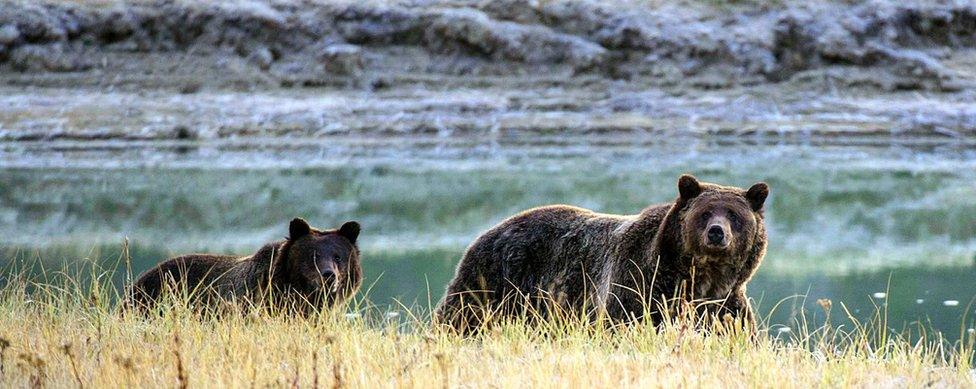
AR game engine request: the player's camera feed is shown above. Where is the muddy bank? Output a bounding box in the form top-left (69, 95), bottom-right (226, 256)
top-left (0, 0), bottom-right (974, 142)
top-left (1, 82), bottom-right (975, 143)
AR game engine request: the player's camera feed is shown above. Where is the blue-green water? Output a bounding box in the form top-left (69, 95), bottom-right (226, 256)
top-left (2, 140), bottom-right (975, 338)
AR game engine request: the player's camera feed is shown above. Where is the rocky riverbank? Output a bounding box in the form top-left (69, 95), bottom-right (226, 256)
top-left (0, 0), bottom-right (974, 142)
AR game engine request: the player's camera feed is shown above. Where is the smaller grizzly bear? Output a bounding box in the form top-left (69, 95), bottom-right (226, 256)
top-left (127, 218), bottom-right (362, 313)
top-left (435, 174), bottom-right (769, 333)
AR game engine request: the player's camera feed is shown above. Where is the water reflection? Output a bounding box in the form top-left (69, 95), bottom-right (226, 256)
top-left (1, 142), bottom-right (974, 339)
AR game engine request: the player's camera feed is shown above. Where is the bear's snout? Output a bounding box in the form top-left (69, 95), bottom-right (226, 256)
top-left (707, 225), bottom-right (724, 243)
top-left (322, 266), bottom-right (339, 279)
top-left (321, 268), bottom-right (337, 279)
top-left (705, 224), bottom-right (730, 248)
top-left (312, 261), bottom-right (341, 293)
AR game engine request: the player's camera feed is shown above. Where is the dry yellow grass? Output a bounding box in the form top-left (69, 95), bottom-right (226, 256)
top-left (0, 267), bottom-right (973, 388)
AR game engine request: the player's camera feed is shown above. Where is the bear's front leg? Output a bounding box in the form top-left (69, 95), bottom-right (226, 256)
top-left (716, 289), bottom-right (756, 335)
top-left (696, 289), bottom-right (755, 336)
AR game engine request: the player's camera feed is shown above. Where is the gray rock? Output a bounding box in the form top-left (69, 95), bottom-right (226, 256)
top-left (246, 45), bottom-right (274, 71)
top-left (423, 8), bottom-right (606, 67)
top-left (319, 43), bottom-right (363, 76)
top-left (0, 0), bottom-right (971, 89)
top-left (9, 43), bottom-right (91, 72)
top-left (0, 24), bottom-right (19, 45)
top-left (10, 44), bottom-right (58, 71)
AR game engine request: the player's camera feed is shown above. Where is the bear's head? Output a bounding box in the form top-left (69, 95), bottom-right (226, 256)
top-left (273, 218), bottom-right (362, 307)
top-left (675, 174), bottom-right (768, 266)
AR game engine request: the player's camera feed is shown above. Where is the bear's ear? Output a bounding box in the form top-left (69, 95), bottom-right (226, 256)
top-left (289, 218), bottom-right (311, 240)
top-left (745, 182), bottom-right (769, 212)
top-left (338, 221), bottom-right (360, 245)
top-left (678, 174), bottom-right (702, 200)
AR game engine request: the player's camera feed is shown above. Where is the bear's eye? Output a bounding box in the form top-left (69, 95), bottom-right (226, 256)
top-left (728, 213), bottom-right (741, 228)
top-left (700, 211), bottom-right (711, 221)
top-left (333, 255), bottom-right (342, 262)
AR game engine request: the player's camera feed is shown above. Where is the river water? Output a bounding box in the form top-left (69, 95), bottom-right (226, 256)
top-left (2, 137), bottom-right (974, 339)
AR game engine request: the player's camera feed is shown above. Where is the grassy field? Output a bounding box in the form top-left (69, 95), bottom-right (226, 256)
top-left (0, 264), bottom-right (973, 388)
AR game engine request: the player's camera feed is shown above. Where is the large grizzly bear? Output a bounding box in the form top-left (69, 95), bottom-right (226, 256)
top-left (435, 174), bottom-right (768, 332)
top-left (127, 218), bottom-right (362, 314)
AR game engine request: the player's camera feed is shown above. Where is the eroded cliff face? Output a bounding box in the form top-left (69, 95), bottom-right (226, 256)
top-left (0, 1), bottom-right (973, 143)
top-left (1, 1), bottom-right (973, 88)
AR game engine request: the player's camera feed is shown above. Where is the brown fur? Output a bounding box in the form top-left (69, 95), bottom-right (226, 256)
top-left (435, 174), bottom-right (769, 333)
top-left (126, 218), bottom-right (362, 314)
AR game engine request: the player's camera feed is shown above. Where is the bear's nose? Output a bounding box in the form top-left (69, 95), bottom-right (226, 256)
top-left (321, 269), bottom-right (336, 279)
top-left (707, 225), bottom-right (725, 245)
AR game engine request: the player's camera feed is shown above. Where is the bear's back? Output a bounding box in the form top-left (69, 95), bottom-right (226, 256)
top-left (128, 253), bottom-right (253, 309)
top-left (463, 205), bottom-right (634, 293)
